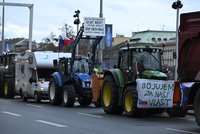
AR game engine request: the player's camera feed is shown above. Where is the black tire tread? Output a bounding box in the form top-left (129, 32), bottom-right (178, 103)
top-left (49, 78), bottom-right (62, 105)
top-left (102, 75), bottom-right (123, 114)
top-left (123, 86), bottom-right (143, 117)
top-left (194, 89), bottom-right (200, 126)
top-left (62, 84), bottom-right (75, 107)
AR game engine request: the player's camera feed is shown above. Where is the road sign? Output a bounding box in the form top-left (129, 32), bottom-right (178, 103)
top-left (84, 17), bottom-right (105, 36)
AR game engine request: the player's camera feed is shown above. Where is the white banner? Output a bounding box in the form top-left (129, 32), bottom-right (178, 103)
top-left (84, 17), bottom-right (105, 36)
top-left (136, 79), bottom-right (174, 108)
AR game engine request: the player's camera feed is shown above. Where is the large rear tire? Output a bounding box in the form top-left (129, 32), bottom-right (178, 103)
top-left (123, 86), bottom-right (143, 117)
top-left (49, 78), bottom-right (62, 105)
top-left (102, 75), bottom-right (123, 114)
top-left (0, 73), bottom-right (3, 97)
top-left (194, 89), bottom-right (200, 126)
top-left (62, 84), bottom-right (75, 107)
top-left (3, 77), bottom-right (15, 99)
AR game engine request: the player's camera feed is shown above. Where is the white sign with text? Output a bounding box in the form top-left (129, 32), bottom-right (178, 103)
top-left (84, 17), bottom-right (105, 36)
top-left (136, 79), bottom-right (174, 108)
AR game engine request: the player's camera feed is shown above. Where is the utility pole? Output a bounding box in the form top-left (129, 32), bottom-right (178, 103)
top-left (73, 10), bottom-right (80, 56)
top-left (97, 0), bottom-right (103, 69)
top-left (1, 0), bottom-right (5, 55)
top-left (172, 0), bottom-right (183, 81)
top-left (0, 2), bottom-right (34, 51)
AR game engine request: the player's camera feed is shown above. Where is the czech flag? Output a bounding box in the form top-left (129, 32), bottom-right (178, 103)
top-left (63, 37), bottom-right (74, 45)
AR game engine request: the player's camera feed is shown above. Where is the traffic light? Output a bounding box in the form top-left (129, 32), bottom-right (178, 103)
top-left (73, 10), bottom-right (80, 25)
top-left (172, 1), bottom-right (183, 9)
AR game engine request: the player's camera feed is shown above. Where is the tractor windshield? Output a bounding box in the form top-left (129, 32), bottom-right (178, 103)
top-left (73, 58), bottom-right (90, 74)
top-left (132, 50), bottom-right (161, 71)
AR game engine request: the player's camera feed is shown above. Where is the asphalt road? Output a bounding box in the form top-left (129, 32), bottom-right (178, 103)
top-left (0, 98), bottom-right (200, 134)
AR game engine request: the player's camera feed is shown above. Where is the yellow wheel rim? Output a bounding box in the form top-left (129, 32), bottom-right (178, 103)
top-left (103, 82), bottom-right (111, 107)
top-left (4, 81), bottom-right (8, 96)
top-left (125, 91), bottom-right (132, 112)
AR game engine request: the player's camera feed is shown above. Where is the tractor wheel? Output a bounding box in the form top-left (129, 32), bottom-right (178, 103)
top-left (78, 97), bottom-right (93, 106)
top-left (167, 107), bottom-right (188, 117)
top-left (102, 75), bottom-right (123, 114)
top-left (194, 89), bottom-right (200, 126)
top-left (0, 74), bottom-right (3, 97)
top-left (3, 77), bottom-right (15, 99)
top-left (34, 92), bottom-right (41, 103)
top-left (62, 84), bottom-right (75, 107)
top-left (123, 86), bottom-right (143, 117)
top-left (49, 78), bottom-right (62, 105)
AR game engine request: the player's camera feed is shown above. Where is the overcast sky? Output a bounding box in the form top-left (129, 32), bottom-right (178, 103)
top-left (0, 0), bottom-right (199, 42)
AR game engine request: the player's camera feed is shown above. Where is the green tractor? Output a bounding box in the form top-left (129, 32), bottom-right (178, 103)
top-left (101, 43), bottom-right (173, 117)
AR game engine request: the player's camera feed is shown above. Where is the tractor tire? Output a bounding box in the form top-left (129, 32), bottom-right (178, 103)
top-left (0, 74), bottom-right (4, 97)
top-left (102, 75), bottom-right (123, 114)
top-left (34, 92), bottom-right (41, 103)
top-left (49, 78), bottom-right (62, 105)
top-left (167, 107), bottom-right (188, 117)
top-left (78, 97), bottom-right (93, 106)
top-left (123, 86), bottom-right (143, 117)
top-left (194, 89), bottom-right (200, 126)
top-left (3, 77), bottom-right (15, 99)
top-left (62, 84), bottom-right (75, 107)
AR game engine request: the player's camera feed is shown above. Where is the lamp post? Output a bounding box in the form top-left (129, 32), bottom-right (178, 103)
top-left (1, 0), bottom-right (5, 55)
top-left (172, 0), bottom-right (183, 80)
top-left (73, 10), bottom-right (80, 56)
top-left (97, 0), bottom-right (103, 69)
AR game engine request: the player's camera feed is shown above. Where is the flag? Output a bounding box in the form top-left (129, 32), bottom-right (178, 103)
top-left (63, 37), bottom-right (74, 45)
top-left (58, 35), bottom-right (64, 48)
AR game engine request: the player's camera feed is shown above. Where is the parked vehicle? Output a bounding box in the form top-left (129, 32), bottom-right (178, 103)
top-left (15, 51), bottom-right (71, 102)
top-left (49, 25), bottom-right (102, 107)
top-left (101, 43), bottom-right (186, 117)
top-left (0, 53), bottom-right (15, 98)
top-left (176, 11), bottom-right (200, 125)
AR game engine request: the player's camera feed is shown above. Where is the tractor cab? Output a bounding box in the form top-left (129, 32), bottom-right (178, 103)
top-left (118, 44), bottom-right (167, 82)
top-left (73, 56), bottom-right (90, 74)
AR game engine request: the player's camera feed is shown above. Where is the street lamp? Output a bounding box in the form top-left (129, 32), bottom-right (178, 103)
top-left (172, 0), bottom-right (183, 81)
top-left (73, 10), bottom-right (80, 55)
top-left (1, 0), bottom-right (5, 55)
top-left (96, 0), bottom-right (103, 69)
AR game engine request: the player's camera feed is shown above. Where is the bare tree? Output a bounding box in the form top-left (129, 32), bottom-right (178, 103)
top-left (60, 23), bottom-right (75, 38)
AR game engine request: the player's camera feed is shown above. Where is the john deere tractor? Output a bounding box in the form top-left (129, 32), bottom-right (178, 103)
top-left (101, 43), bottom-right (175, 117)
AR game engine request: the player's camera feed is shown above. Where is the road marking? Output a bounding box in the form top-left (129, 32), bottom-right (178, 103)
top-left (178, 117), bottom-right (196, 122)
top-left (1, 111), bottom-right (22, 117)
top-left (26, 104), bottom-right (43, 108)
top-left (165, 128), bottom-right (200, 134)
top-left (77, 112), bottom-right (103, 119)
top-left (35, 120), bottom-right (68, 128)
